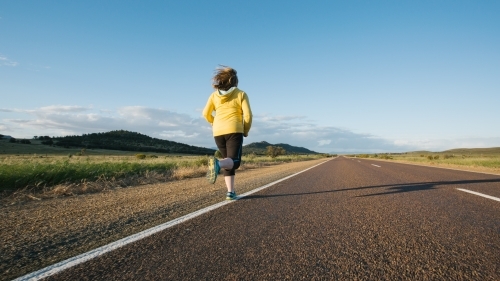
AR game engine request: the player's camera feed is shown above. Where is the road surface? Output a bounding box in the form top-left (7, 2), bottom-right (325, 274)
top-left (22, 157), bottom-right (500, 280)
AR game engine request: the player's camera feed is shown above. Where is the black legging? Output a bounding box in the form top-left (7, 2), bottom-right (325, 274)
top-left (214, 133), bottom-right (243, 176)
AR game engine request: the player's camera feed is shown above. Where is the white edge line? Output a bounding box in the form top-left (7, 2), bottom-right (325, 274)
top-left (13, 158), bottom-right (333, 281)
top-left (457, 188), bottom-right (500, 202)
top-left (364, 158), bottom-right (500, 176)
top-left (371, 164), bottom-right (381, 168)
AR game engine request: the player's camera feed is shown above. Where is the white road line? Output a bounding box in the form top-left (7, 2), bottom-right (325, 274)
top-left (371, 164), bottom-right (381, 167)
top-left (457, 188), bottom-right (500, 202)
top-left (13, 159), bottom-right (331, 281)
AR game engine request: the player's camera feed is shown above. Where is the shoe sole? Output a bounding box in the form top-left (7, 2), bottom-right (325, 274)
top-left (206, 157), bottom-right (217, 184)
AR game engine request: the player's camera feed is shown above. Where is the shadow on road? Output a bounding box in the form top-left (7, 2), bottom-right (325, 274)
top-left (239, 178), bottom-right (500, 200)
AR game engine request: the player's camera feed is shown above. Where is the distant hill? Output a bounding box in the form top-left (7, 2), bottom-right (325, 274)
top-left (375, 147), bottom-right (500, 155)
top-left (52, 130), bottom-right (215, 155)
top-left (243, 141), bottom-right (318, 155)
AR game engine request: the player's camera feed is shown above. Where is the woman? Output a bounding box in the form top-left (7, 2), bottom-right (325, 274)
top-left (202, 66), bottom-right (253, 200)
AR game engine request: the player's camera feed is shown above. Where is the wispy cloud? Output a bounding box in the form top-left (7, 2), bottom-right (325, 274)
top-left (240, 113), bottom-right (416, 153)
top-left (0, 55), bottom-right (19, 67)
top-left (0, 105), bottom-right (212, 147)
top-left (318, 139), bottom-right (331, 146)
top-left (1, 105), bottom-right (497, 153)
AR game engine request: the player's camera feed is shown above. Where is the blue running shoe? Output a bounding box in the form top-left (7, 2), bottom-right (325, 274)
top-left (206, 156), bottom-right (220, 184)
top-left (226, 192), bottom-right (237, 200)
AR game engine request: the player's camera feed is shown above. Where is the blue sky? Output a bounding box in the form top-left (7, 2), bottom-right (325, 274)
top-left (1, 1), bottom-right (499, 153)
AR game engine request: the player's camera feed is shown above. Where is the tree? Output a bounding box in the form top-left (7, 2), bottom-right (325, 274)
top-left (9, 137), bottom-right (17, 143)
top-left (266, 146), bottom-right (286, 158)
top-left (41, 139), bottom-right (54, 145)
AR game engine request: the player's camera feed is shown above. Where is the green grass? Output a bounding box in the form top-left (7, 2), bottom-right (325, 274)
top-left (0, 139), bottom-right (326, 191)
top-left (353, 147), bottom-right (500, 170)
top-left (389, 154), bottom-right (500, 169)
top-left (0, 159), bottom-right (178, 189)
top-left (0, 154), bottom-right (213, 190)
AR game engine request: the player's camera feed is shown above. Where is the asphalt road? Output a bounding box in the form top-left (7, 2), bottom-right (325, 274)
top-left (38, 157), bottom-right (500, 280)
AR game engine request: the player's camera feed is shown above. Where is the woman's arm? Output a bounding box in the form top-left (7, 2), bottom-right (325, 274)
top-left (202, 95), bottom-right (215, 124)
top-left (241, 93), bottom-right (253, 137)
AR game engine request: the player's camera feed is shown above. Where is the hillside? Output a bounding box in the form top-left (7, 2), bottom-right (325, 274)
top-left (442, 147), bottom-right (500, 155)
top-left (243, 141), bottom-right (318, 155)
top-left (49, 130), bottom-right (215, 155)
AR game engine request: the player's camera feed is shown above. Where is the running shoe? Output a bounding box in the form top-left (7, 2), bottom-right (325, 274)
top-left (206, 156), bottom-right (220, 184)
top-left (226, 191), bottom-right (238, 200)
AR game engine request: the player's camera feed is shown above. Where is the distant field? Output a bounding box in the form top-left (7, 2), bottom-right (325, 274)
top-left (353, 147), bottom-right (500, 174)
top-left (0, 140), bottom-right (325, 197)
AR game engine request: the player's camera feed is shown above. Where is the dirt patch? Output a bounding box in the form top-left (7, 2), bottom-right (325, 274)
top-left (0, 158), bottom-right (328, 281)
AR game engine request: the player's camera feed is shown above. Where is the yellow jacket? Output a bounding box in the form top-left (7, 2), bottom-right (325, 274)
top-left (202, 87), bottom-right (253, 137)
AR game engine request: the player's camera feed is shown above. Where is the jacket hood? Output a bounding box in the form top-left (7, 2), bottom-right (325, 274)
top-left (215, 87), bottom-right (238, 103)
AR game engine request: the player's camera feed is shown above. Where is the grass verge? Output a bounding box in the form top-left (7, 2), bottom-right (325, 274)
top-left (0, 153), bottom-right (326, 203)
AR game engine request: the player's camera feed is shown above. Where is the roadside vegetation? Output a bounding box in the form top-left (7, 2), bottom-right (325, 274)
top-left (0, 140), bottom-right (328, 201)
top-left (349, 147), bottom-right (500, 173)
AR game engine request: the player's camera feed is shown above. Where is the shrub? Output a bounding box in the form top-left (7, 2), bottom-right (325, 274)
top-left (434, 155), bottom-right (440, 160)
top-left (135, 154), bottom-right (147, 159)
top-left (147, 155), bottom-right (158, 158)
top-left (194, 156), bottom-right (209, 167)
top-left (266, 146), bottom-right (286, 158)
top-left (427, 155), bottom-right (433, 160)
top-left (246, 152), bottom-right (256, 160)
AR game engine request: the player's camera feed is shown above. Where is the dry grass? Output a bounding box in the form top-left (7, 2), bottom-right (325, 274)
top-left (0, 158), bottom-right (329, 281)
top-left (366, 154), bottom-right (500, 175)
top-left (0, 153), bottom-right (325, 206)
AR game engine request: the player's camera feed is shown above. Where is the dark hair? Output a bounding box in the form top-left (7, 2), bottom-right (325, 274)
top-left (212, 66), bottom-right (238, 91)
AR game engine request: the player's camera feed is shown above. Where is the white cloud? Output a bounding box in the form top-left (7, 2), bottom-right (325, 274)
top-left (159, 130), bottom-right (200, 139)
top-left (1, 105), bottom-right (498, 153)
top-left (257, 114), bottom-right (307, 122)
top-left (0, 105), bottom-right (213, 148)
top-left (245, 114), bottom-right (414, 153)
top-left (0, 55), bottom-right (18, 67)
top-left (38, 105), bottom-right (90, 113)
top-left (318, 139), bottom-right (331, 146)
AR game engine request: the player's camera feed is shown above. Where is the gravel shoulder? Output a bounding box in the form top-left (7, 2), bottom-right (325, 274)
top-left (1, 158), bottom-right (327, 281)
